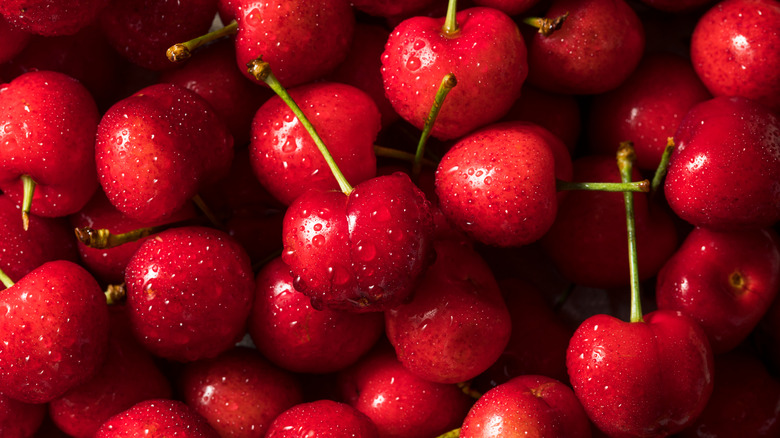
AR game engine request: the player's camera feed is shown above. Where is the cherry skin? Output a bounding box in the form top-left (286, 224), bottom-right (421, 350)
top-left (350, 0), bottom-right (438, 17)
top-left (0, 15), bottom-right (30, 63)
top-left (338, 345), bottom-right (473, 438)
top-left (656, 227), bottom-right (780, 354)
top-left (250, 82), bottom-right (380, 206)
top-left (0, 394), bottom-right (45, 438)
top-left (96, 399), bottom-right (219, 438)
top-left (567, 310), bottom-right (714, 438)
top-left (664, 96), bottom-right (780, 229)
top-left (0, 260), bottom-right (109, 404)
top-left (234, 0), bottom-right (354, 88)
top-left (249, 257), bottom-right (384, 374)
top-left (0, 70), bottom-right (100, 220)
top-left (180, 347), bottom-right (304, 438)
top-left (691, 0), bottom-right (780, 111)
top-left (48, 306), bottom-right (173, 438)
top-left (525, 0), bottom-right (645, 95)
top-left (386, 239), bottom-right (512, 384)
top-left (461, 375), bottom-right (591, 438)
top-left (435, 121), bottom-right (564, 247)
top-left (124, 226), bottom-right (254, 362)
top-left (96, 83), bottom-right (234, 224)
top-left (472, 0), bottom-right (544, 16)
top-left (501, 85), bottom-right (581, 152)
top-left (282, 172), bottom-right (435, 312)
top-left (588, 53), bottom-right (711, 170)
top-left (265, 400), bottom-right (379, 438)
top-left (382, 7), bottom-right (528, 140)
top-left (0, 0), bottom-right (108, 36)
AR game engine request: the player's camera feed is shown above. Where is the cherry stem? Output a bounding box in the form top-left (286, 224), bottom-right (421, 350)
top-left (413, 73), bottom-right (457, 179)
top-left (522, 12), bottom-right (569, 37)
top-left (167, 20), bottom-right (238, 62)
top-left (456, 381), bottom-right (482, 400)
top-left (618, 142), bottom-right (643, 324)
top-left (74, 225), bottom-right (164, 249)
top-left (246, 58), bottom-right (354, 195)
top-left (436, 428), bottom-right (461, 438)
top-left (0, 267), bottom-right (15, 288)
top-left (443, 0), bottom-right (459, 35)
top-left (192, 194), bottom-right (226, 229)
top-left (373, 145), bottom-right (437, 168)
top-left (21, 174), bottom-right (35, 231)
top-left (104, 283), bottom-right (126, 305)
top-left (556, 179), bottom-right (649, 193)
top-left (650, 137), bottom-right (675, 199)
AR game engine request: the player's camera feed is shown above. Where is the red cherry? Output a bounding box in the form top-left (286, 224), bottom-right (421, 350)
top-left (0, 394), bottom-right (45, 437)
top-left (461, 375), bottom-right (591, 438)
top-left (96, 399), bottom-right (219, 438)
top-left (0, 0), bottom-right (108, 36)
top-left (691, 0), bottom-right (780, 111)
top-left (567, 310), bottom-right (714, 437)
top-left (282, 172), bottom-right (434, 312)
top-left (0, 15), bottom-right (30, 63)
top-left (180, 347), bottom-right (303, 438)
top-left (124, 226), bottom-right (254, 362)
top-left (526, 0), bottom-right (645, 95)
top-left (382, 7), bottom-right (528, 140)
top-left (265, 400), bottom-right (379, 438)
top-left (664, 96), bottom-right (780, 229)
top-left (501, 85), bottom-right (581, 152)
top-left (351, 0), bottom-right (438, 17)
top-left (0, 261), bottom-right (109, 404)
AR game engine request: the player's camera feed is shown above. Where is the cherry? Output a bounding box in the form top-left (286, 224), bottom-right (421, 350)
top-left (434, 121), bottom-right (564, 247)
top-left (386, 239), bottom-right (512, 384)
top-left (249, 257), bottom-right (384, 374)
top-left (0, 260), bottom-right (109, 404)
top-left (0, 195), bottom-right (78, 291)
top-left (0, 0), bottom-right (108, 36)
top-left (99, 0), bottom-right (218, 70)
top-left (124, 226), bottom-right (254, 362)
top-left (691, 0), bottom-right (780, 111)
top-left (0, 394), bottom-right (45, 438)
top-left (664, 96), bottom-right (780, 229)
top-left (638, 0), bottom-right (716, 12)
top-left (265, 400), bottom-right (379, 438)
top-left (338, 345), bottom-right (472, 438)
top-left (48, 306), bottom-right (172, 438)
top-left (0, 15), bottom-right (30, 63)
top-left (524, 0), bottom-right (645, 95)
top-left (500, 84), bottom-right (581, 152)
top-left (179, 347), bottom-right (303, 438)
top-left (382, 3), bottom-right (528, 140)
top-left (460, 375), bottom-right (591, 438)
top-left (96, 399), bottom-right (219, 438)
top-left (656, 227), bottom-right (780, 354)
top-left (233, 0), bottom-right (355, 88)
top-left (0, 70), bottom-right (100, 228)
top-left (588, 52), bottom-right (711, 170)
top-left (95, 83), bottom-right (233, 224)
top-left (249, 81), bottom-right (380, 206)
top-left (472, 0), bottom-right (544, 16)
top-left (351, 0), bottom-right (439, 17)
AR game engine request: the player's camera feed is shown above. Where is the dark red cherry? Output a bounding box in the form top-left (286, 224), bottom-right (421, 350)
top-left (265, 400), bottom-right (379, 438)
top-left (0, 394), bottom-right (45, 438)
top-left (0, 15), bottom-right (30, 63)
top-left (0, 0), bottom-right (109, 36)
top-left (96, 399), bottom-right (219, 438)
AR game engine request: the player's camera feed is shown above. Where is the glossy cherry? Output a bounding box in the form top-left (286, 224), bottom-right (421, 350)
top-left (96, 399), bottom-right (219, 438)
top-left (0, 0), bottom-right (108, 36)
top-left (265, 400), bottom-right (379, 438)
top-left (0, 15), bottom-right (29, 63)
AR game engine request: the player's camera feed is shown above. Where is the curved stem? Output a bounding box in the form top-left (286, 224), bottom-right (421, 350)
top-left (556, 179), bottom-right (649, 193)
top-left (0, 267), bottom-right (15, 289)
top-left (104, 283), bottom-right (126, 305)
top-left (436, 428), bottom-right (461, 438)
top-left (442, 0), bottom-right (459, 36)
top-left (650, 137), bottom-right (676, 199)
top-left (21, 175), bottom-right (36, 231)
top-left (167, 20), bottom-right (238, 62)
top-left (618, 142), bottom-right (643, 323)
top-left (373, 145), bottom-right (437, 168)
top-left (246, 58), bottom-right (353, 195)
top-left (522, 12), bottom-right (569, 37)
top-left (413, 73), bottom-right (457, 179)
top-left (74, 225), bottom-right (164, 249)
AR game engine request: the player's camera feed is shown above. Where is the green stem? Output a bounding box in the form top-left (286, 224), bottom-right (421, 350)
top-left (650, 137), bottom-right (676, 199)
top-left (104, 283), bottom-right (126, 305)
top-left (442, 0), bottom-right (459, 35)
top-left (522, 12), bottom-right (569, 36)
top-left (74, 225), bottom-right (164, 249)
top-left (413, 73), bottom-right (457, 179)
top-left (21, 174), bottom-right (36, 231)
top-left (618, 142), bottom-right (643, 324)
top-left (556, 179), bottom-right (649, 193)
top-left (167, 20), bottom-right (238, 62)
top-left (456, 380), bottom-right (482, 400)
top-left (0, 267), bottom-right (15, 289)
top-left (373, 145), bottom-right (437, 168)
top-left (246, 58), bottom-right (354, 196)
top-left (436, 428), bottom-right (461, 438)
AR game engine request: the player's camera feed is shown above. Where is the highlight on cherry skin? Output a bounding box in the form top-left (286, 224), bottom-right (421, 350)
top-left (0, 0), bottom-right (779, 436)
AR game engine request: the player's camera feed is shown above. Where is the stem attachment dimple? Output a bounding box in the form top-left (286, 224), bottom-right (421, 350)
top-left (21, 174), bottom-right (36, 231)
top-left (166, 20), bottom-right (238, 62)
top-left (104, 283), bottom-right (127, 305)
top-left (413, 73), bottom-right (457, 179)
top-left (0, 267), bottom-right (15, 289)
top-left (442, 0), bottom-right (460, 36)
top-left (617, 141), bottom-right (643, 324)
top-left (246, 57), bottom-right (354, 196)
top-left (522, 12), bottom-right (569, 37)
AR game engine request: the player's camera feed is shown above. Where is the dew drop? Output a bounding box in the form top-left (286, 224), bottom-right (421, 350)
top-left (312, 235), bottom-right (325, 247)
top-left (406, 56), bottom-right (421, 71)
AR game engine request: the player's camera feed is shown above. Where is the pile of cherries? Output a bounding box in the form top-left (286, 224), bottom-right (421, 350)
top-left (0, 0), bottom-right (779, 436)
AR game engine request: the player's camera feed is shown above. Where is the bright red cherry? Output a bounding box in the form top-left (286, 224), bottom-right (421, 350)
top-left (96, 399), bottom-right (219, 438)
top-left (265, 400), bottom-right (379, 438)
